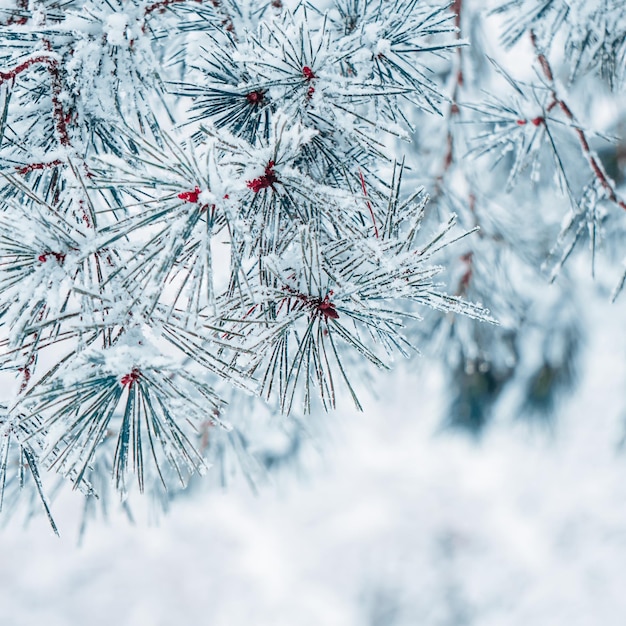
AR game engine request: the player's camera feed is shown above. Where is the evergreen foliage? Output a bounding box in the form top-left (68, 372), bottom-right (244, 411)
top-left (0, 0), bottom-right (623, 531)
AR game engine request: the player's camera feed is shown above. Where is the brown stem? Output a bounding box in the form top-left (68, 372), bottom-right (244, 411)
top-left (5, 0), bottom-right (28, 24)
top-left (1, 50), bottom-right (72, 147)
top-left (210, 0), bottom-right (235, 33)
top-left (144, 0), bottom-right (198, 15)
top-left (15, 159), bottom-right (63, 175)
top-left (438, 0), bottom-right (464, 181)
top-left (530, 30), bottom-right (626, 211)
top-left (0, 54), bottom-right (58, 83)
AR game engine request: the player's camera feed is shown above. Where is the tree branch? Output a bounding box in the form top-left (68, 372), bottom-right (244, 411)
top-left (530, 30), bottom-right (626, 211)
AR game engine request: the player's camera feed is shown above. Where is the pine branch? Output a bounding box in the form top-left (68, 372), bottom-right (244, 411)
top-left (530, 29), bottom-right (626, 212)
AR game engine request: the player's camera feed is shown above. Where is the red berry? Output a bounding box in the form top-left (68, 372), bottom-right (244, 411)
top-left (178, 186), bottom-right (201, 203)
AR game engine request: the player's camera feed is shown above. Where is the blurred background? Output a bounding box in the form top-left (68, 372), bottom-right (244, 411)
top-left (2, 1), bottom-right (626, 624)
top-left (2, 270), bottom-right (626, 626)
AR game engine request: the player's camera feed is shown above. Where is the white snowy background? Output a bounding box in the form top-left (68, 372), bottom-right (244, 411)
top-left (1, 2), bottom-right (625, 621)
top-left (1, 272), bottom-right (626, 626)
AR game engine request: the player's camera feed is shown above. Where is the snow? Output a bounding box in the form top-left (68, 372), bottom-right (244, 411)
top-left (0, 0), bottom-right (625, 623)
top-left (104, 14), bottom-right (129, 47)
top-left (375, 39), bottom-right (392, 57)
top-left (1, 281), bottom-right (626, 625)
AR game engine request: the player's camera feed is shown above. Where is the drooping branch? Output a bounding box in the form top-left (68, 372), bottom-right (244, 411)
top-left (530, 30), bottom-right (626, 211)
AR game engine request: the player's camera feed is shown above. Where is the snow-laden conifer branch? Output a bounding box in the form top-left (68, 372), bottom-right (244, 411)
top-left (0, 0), bottom-right (520, 530)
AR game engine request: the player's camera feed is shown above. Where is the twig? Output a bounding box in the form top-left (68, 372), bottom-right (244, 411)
top-left (15, 160), bottom-right (63, 175)
top-left (530, 30), bottom-right (626, 211)
top-left (0, 54), bottom-right (58, 83)
top-left (438, 0), bottom-right (464, 180)
top-left (144, 0), bottom-right (199, 16)
top-left (0, 50), bottom-right (71, 147)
